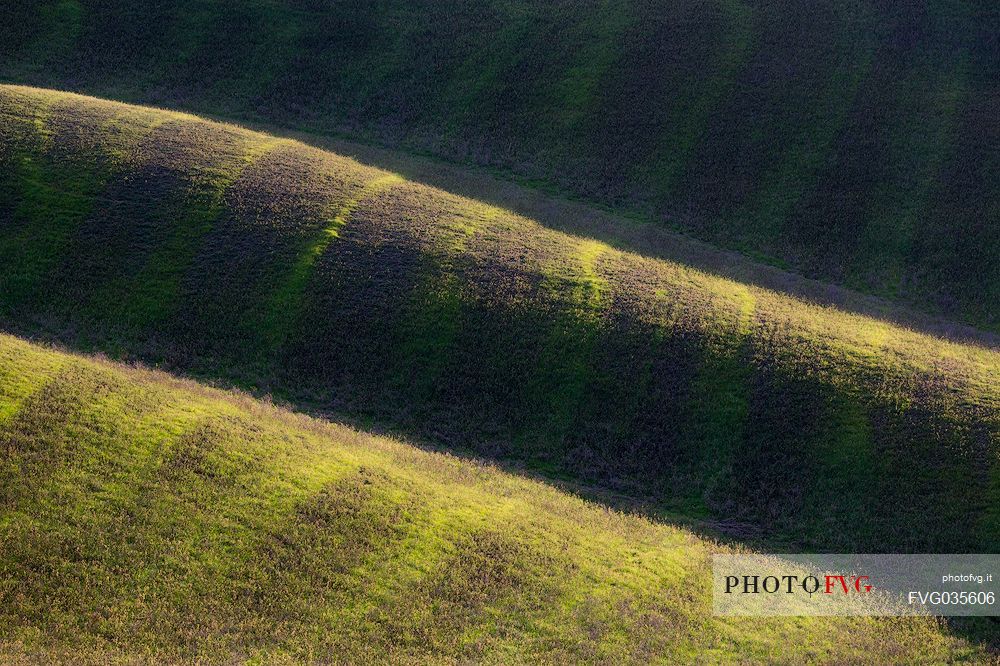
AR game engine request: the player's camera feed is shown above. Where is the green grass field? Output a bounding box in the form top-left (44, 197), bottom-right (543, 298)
top-left (0, 4), bottom-right (998, 656)
top-left (0, 332), bottom-right (996, 663)
top-left (1, 86), bottom-right (997, 560)
top-left (2, 0), bottom-right (997, 330)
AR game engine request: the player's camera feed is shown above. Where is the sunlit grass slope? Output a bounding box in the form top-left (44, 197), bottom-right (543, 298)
top-left (0, 332), bottom-right (994, 664)
top-left (2, 0), bottom-right (997, 328)
top-left (0, 86), bottom-right (997, 553)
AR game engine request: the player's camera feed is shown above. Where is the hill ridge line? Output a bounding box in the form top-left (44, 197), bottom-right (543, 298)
top-left (4, 82), bottom-right (995, 349)
top-left (0, 329), bottom-right (992, 662)
top-left (0, 84), bottom-right (996, 553)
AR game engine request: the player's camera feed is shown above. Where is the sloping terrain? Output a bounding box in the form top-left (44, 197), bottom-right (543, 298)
top-left (1, 86), bottom-right (997, 554)
top-left (2, 0), bottom-right (998, 329)
top-left (0, 332), bottom-right (993, 664)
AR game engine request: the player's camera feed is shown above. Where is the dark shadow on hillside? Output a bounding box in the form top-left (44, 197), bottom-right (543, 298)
top-left (1, 76), bottom-right (995, 348)
top-left (2, 308), bottom-right (997, 655)
top-left (1, 296), bottom-right (991, 553)
top-left (213, 118), bottom-right (999, 351)
top-left (0, 315), bottom-right (768, 552)
top-left (1, 320), bottom-right (997, 657)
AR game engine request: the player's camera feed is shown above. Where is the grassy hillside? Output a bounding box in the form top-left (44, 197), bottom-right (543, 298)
top-left (0, 85), bottom-right (997, 554)
top-left (0, 331), bottom-right (995, 664)
top-left (1, 0), bottom-right (998, 329)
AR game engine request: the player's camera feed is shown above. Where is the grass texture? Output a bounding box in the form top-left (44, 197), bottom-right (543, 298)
top-left (0, 85), bottom-right (997, 556)
top-left (0, 331), bottom-right (995, 664)
top-left (1, 0), bottom-right (997, 329)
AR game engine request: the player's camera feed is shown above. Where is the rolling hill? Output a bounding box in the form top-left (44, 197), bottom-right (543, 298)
top-left (1, 0), bottom-right (998, 330)
top-left (0, 331), bottom-right (994, 663)
top-left (1, 85), bottom-right (997, 555)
